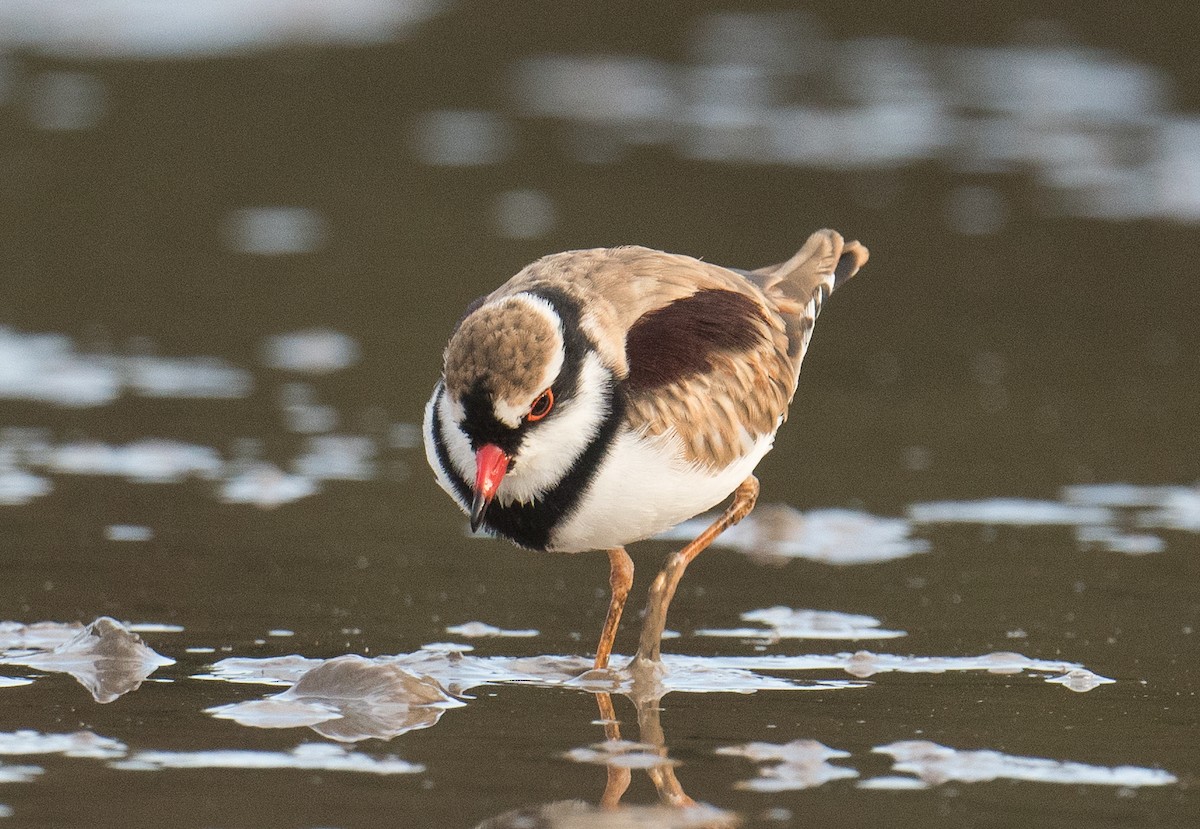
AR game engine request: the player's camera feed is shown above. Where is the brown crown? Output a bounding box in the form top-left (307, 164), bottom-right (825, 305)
top-left (443, 297), bottom-right (560, 407)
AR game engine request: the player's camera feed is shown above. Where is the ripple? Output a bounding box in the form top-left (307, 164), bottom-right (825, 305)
top-left (909, 498), bottom-right (1112, 526)
top-left (657, 505), bottom-right (930, 565)
top-left (261, 329), bottom-right (359, 374)
top-left (871, 740), bottom-right (1177, 787)
top-left (0, 618), bottom-right (174, 703)
top-left (1, 0), bottom-right (447, 59)
top-left (207, 654), bottom-right (464, 742)
top-left (910, 482), bottom-right (1200, 553)
top-left (0, 730), bottom-right (126, 760)
top-left (718, 740), bottom-right (858, 791)
top-left (696, 607), bottom-right (906, 642)
top-left (111, 743), bottom-right (423, 775)
top-left (564, 739), bottom-right (678, 770)
top-left (446, 621), bottom-right (540, 639)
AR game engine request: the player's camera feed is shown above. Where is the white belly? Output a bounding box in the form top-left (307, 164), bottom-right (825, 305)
top-left (547, 427), bottom-right (776, 553)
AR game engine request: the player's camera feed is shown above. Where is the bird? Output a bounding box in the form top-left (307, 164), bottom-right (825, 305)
top-left (423, 229), bottom-right (868, 670)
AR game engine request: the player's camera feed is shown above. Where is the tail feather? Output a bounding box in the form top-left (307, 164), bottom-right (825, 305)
top-left (750, 228), bottom-right (869, 303)
top-left (743, 229), bottom-right (869, 377)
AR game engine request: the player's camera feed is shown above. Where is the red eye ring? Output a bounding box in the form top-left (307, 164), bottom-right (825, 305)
top-left (527, 388), bottom-right (554, 422)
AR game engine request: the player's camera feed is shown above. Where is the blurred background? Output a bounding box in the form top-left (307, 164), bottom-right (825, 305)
top-left (0, 3), bottom-right (1198, 827)
top-left (2, 1), bottom-right (1198, 511)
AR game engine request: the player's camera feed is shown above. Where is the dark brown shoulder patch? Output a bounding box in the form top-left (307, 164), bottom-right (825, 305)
top-left (624, 289), bottom-right (766, 392)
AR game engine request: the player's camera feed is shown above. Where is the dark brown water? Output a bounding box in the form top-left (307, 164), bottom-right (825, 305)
top-left (0, 4), bottom-right (1198, 827)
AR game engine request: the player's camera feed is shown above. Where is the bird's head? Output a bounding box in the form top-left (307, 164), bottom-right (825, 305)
top-left (436, 290), bottom-right (611, 532)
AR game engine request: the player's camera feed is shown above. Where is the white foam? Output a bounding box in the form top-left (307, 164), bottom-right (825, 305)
top-left (125, 355), bottom-right (251, 399)
top-left (224, 207), bottom-right (327, 255)
top-left (909, 483), bottom-right (1200, 550)
top-left (292, 435), bottom-right (377, 481)
top-left (0, 730), bottom-right (126, 760)
top-left (105, 525), bottom-right (154, 542)
top-left (564, 739), bottom-right (678, 770)
top-left (0, 328), bottom-right (119, 407)
top-left (0, 763), bottom-right (42, 784)
top-left (658, 505), bottom-right (930, 565)
top-left (493, 189), bottom-right (557, 239)
top-left (0, 621), bottom-right (86, 651)
top-left (111, 743), bottom-right (422, 775)
top-left (262, 330), bottom-right (360, 374)
top-left (0, 1), bottom-right (447, 58)
top-left (123, 622), bottom-right (183, 634)
top-left (875, 740), bottom-right (1177, 787)
top-left (200, 645), bottom-right (1109, 700)
top-left (411, 110), bottom-right (513, 166)
top-left (277, 382), bottom-right (339, 433)
top-left (3, 617), bottom-right (175, 704)
top-left (219, 463), bottom-right (318, 507)
top-left (49, 439), bottom-right (225, 483)
top-left (1045, 668), bottom-right (1117, 693)
top-left (697, 607), bottom-right (905, 642)
top-left (1157, 117), bottom-right (1200, 221)
top-left (388, 423), bottom-right (422, 450)
top-left (192, 654), bottom-right (322, 686)
top-left (1061, 483), bottom-right (1184, 508)
top-left (718, 740), bottom-right (858, 792)
top-left (698, 651), bottom-right (1113, 690)
top-left (0, 465), bottom-right (52, 505)
top-left (909, 498), bottom-right (1113, 526)
top-left (1137, 487), bottom-right (1200, 532)
top-left (0, 327), bottom-right (258, 407)
top-left (206, 654), bottom-right (465, 742)
top-left (508, 21), bottom-right (1200, 224)
top-left (445, 622), bottom-right (540, 639)
top-left (1075, 525), bottom-right (1165, 555)
top-left (857, 775), bottom-right (931, 789)
top-left (513, 55), bottom-right (676, 128)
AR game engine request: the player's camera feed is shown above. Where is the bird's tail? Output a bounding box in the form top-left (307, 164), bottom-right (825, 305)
top-left (744, 229), bottom-right (869, 375)
top-left (749, 228), bottom-right (869, 311)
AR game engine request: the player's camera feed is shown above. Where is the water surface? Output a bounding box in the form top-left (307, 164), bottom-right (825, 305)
top-left (0, 4), bottom-right (1197, 827)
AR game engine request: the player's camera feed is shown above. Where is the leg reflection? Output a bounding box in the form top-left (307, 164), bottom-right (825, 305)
top-left (595, 692), bottom-right (632, 808)
top-left (636, 692), bottom-right (695, 808)
top-left (592, 689), bottom-right (696, 809)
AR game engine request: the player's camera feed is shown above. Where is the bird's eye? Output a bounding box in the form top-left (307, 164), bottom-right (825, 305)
top-left (527, 389), bottom-right (554, 422)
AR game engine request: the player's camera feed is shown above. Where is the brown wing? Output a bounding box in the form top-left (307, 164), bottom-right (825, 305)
top-left (622, 287), bottom-right (793, 470)
top-left (490, 246), bottom-right (777, 379)
top-left (484, 238), bottom-right (866, 471)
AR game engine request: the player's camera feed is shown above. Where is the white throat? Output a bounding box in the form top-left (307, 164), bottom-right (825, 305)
top-left (498, 351), bottom-right (611, 505)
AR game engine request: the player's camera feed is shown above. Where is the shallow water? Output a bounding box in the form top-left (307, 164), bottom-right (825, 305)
top-left (1, 4), bottom-right (1198, 827)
